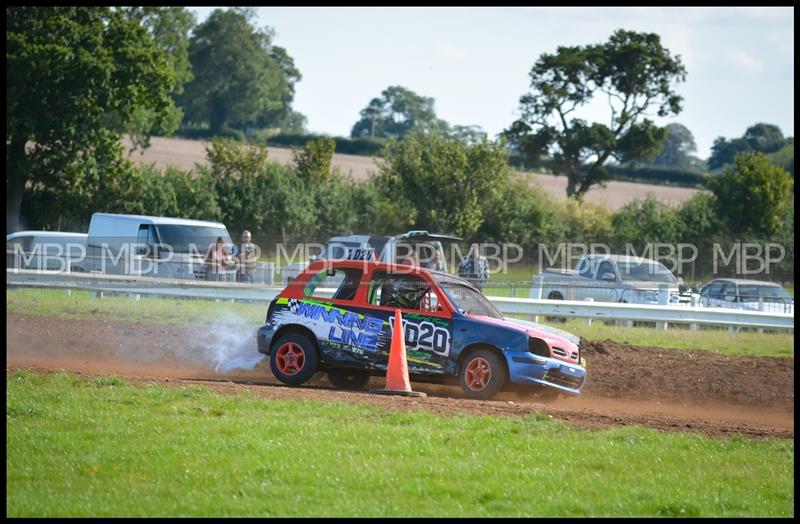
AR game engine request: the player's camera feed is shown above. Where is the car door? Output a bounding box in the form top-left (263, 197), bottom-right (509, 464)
top-left (719, 282), bottom-right (738, 309)
top-left (365, 269), bottom-right (453, 375)
top-left (594, 260), bottom-right (618, 302)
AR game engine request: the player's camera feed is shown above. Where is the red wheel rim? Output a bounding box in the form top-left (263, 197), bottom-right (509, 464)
top-left (275, 342), bottom-right (305, 376)
top-left (465, 357), bottom-right (491, 391)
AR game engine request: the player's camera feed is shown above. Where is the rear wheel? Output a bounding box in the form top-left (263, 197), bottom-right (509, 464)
top-left (546, 292), bottom-right (567, 323)
top-left (270, 334), bottom-right (319, 386)
top-left (459, 349), bottom-right (507, 400)
top-left (327, 369), bottom-right (371, 390)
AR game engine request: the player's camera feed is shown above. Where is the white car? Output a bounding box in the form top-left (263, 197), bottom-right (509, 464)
top-left (698, 278), bottom-right (793, 314)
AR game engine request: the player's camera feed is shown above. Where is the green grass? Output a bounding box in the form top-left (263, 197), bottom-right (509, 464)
top-left (536, 319), bottom-right (794, 358)
top-left (6, 370), bottom-right (793, 517)
top-left (7, 287), bottom-right (793, 357)
top-left (6, 287), bottom-right (265, 325)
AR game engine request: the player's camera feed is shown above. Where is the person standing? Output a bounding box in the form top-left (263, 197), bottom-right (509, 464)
top-left (204, 236), bottom-right (232, 281)
top-left (458, 243), bottom-right (489, 291)
top-left (232, 230), bottom-right (258, 284)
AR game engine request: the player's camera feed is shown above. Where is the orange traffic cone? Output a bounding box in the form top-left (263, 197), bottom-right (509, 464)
top-left (370, 309), bottom-right (426, 398)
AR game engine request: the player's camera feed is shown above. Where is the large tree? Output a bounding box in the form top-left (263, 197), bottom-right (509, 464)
top-left (709, 123), bottom-right (788, 171)
top-left (650, 123), bottom-right (698, 168)
top-left (114, 7), bottom-right (197, 149)
top-left (178, 8), bottom-right (300, 134)
top-left (505, 29), bottom-right (687, 199)
top-left (374, 132), bottom-right (511, 237)
top-left (350, 85), bottom-right (449, 139)
top-left (6, 6), bottom-right (178, 233)
top-left (708, 152), bottom-right (793, 238)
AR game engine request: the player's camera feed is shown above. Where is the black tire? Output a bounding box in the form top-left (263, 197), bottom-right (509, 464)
top-left (327, 369), bottom-right (371, 390)
top-left (269, 333), bottom-right (319, 386)
top-left (459, 349), bottom-right (507, 400)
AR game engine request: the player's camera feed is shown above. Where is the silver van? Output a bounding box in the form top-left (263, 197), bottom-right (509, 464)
top-left (76, 213), bottom-right (235, 280)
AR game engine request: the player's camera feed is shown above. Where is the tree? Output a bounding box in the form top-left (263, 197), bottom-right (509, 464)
top-left (651, 123), bottom-right (698, 169)
top-left (178, 8), bottom-right (301, 134)
top-left (707, 152), bottom-right (793, 237)
top-left (505, 29), bottom-right (687, 199)
top-left (6, 6), bottom-right (178, 233)
top-left (708, 123), bottom-right (788, 171)
top-left (375, 132), bottom-right (511, 238)
top-left (115, 7), bottom-right (197, 149)
top-left (350, 86), bottom-right (449, 139)
top-left (449, 125), bottom-right (487, 145)
top-left (292, 138), bottom-right (336, 184)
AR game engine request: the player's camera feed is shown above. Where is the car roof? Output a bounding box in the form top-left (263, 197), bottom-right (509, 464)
top-left (7, 231), bottom-right (88, 240)
top-left (583, 254), bottom-right (657, 264)
top-left (305, 259), bottom-right (478, 289)
top-left (706, 278), bottom-right (784, 287)
top-left (91, 213), bottom-right (227, 228)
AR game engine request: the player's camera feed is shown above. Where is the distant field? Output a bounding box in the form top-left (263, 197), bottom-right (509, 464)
top-left (125, 136), bottom-right (701, 211)
top-left (6, 370), bottom-right (793, 517)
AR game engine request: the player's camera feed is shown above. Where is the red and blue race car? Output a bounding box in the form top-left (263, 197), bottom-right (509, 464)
top-left (257, 259), bottom-right (587, 400)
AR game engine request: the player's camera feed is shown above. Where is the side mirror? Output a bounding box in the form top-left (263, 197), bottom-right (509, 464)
top-left (600, 272), bottom-right (616, 282)
top-left (136, 246), bottom-right (147, 256)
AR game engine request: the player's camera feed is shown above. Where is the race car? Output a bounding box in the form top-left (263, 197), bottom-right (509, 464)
top-left (257, 259), bottom-right (587, 400)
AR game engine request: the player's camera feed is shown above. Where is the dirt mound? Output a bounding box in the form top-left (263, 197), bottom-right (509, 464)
top-left (5, 314), bottom-right (794, 439)
top-left (578, 339), bottom-right (794, 407)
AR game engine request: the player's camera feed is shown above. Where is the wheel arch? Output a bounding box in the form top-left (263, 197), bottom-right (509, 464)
top-left (270, 324), bottom-right (320, 354)
top-left (456, 343), bottom-right (509, 377)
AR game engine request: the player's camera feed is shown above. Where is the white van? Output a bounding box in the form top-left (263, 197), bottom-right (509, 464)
top-left (6, 231), bottom-right (88, 272)
top-left (76, 213), bottom-right (235, 280)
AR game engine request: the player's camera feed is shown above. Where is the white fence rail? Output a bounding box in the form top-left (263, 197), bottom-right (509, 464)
top-left (6, 269), bottom-right (794, 331)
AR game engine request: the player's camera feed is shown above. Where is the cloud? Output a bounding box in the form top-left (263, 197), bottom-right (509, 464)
top-left (726, 48), bottom-right (765, 75)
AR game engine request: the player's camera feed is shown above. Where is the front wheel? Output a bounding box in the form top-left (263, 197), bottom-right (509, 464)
top-left (459, 349), bottom-right (507, 400)
top-left (270, 334), bottom-right (319, 386)
top-left (327, 369), bottom-right (371, 390)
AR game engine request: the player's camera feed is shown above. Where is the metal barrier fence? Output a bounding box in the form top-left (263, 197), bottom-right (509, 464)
top-left (6, 269), bottom-right (793, 332)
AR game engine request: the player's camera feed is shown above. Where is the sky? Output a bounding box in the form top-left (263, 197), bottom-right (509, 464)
top-left (188, 7), bottom-right (794, 159)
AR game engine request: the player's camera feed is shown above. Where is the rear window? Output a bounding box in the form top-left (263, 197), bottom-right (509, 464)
top-left (302, 268), bottom-right (363, 301)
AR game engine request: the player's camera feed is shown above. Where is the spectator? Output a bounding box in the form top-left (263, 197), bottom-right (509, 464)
top-left (204, 236), bottom-right (232, 281)
top-left (458, 243), bottom-right (489, 290)
top-left (424, 250), bottom-right (445, 272)
top-left (232, 230), bottom-right (258, 284)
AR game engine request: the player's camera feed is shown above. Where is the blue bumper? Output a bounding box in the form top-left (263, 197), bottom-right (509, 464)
top-left (505, 351), bottom-right (587, 395)
top-left (257, 324), bottom-right (276, 355)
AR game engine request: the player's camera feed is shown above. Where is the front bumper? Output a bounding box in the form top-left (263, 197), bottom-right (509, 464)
top-left (505, 351), bottom-right (587, 395)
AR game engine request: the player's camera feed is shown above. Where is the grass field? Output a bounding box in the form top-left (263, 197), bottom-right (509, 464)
top-left (6, 370), bottom-right (793, 517)
top-left (7, 288), bottom-right (793, 358)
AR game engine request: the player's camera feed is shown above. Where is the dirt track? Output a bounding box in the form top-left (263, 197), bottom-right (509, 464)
top-left (125, 136), bottom-right (701, 210)
top-left (6, 313), bottom-right (794, 439)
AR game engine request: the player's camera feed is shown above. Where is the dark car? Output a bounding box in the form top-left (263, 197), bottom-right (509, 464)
top-left (698, 278), bottom-right (793, 314)
top-left (257, 259), bottom-right (587, 400)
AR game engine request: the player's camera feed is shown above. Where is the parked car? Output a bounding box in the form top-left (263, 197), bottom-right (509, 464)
top-left (73, 213), bottom-right (236, 280)
top-left (698, 278), bottom-right (794, 314)
top-left (258, 259), bottom-right (587, 400)
top-left (6, 231), bottom-right (88, 272)
top-left (281, 230), bottom-right (462, 282)
top-left (536, 254), bottom-right (692, 305)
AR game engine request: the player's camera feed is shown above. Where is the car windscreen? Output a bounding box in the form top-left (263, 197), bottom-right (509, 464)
top-left (617, 262), bottom-right (678, 284)
top-left (155, 225), bottom-right (232, 254)
top-left (437, 282), bottom-right (503, 320)
top-left (738, 285), bottom-right (792, 302)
